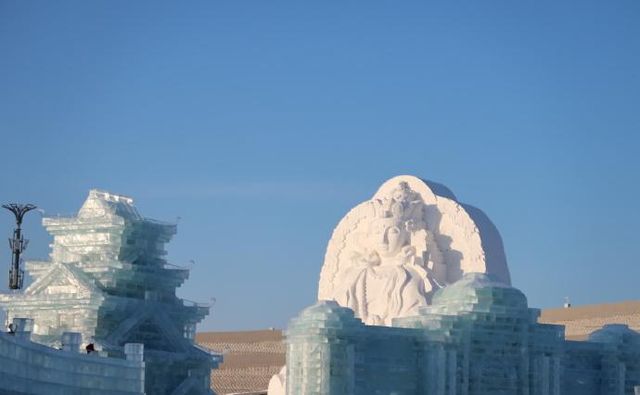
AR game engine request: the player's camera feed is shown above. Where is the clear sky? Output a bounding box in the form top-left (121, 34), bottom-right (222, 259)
top-left (0, 1), bottom-right (639, 331)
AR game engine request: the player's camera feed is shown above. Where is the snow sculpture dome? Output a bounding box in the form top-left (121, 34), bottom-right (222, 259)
top-left (318, 175), bottom-right (511, 326)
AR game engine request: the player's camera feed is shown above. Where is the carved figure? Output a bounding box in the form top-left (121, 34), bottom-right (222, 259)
top-left (318, 175), bottom-right (511, 326)
top-left (330, 182), bottom-right (446, 325)
top-left (270, 175), bottom-right (512, 394)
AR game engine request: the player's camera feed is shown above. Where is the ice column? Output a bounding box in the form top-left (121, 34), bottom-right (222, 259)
top-left (61, 332), bottom-right (82, 352)
top-left (12, 318), bottom-right (33, 341)
top-left (125, 343), bottom-right (145, 362)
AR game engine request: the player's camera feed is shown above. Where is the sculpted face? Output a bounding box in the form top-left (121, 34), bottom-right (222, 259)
top-left (365, 182), bottom-right (426, 259)
top-left (385, 226), bottom-right (403, 255)
top-left (369, 221), bottom-right (408, 257)
top-left (392, 184), bottom-right (411, 203)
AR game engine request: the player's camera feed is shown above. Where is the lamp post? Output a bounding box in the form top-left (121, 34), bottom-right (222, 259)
top-left (2, 203), bottom-right (36, 290)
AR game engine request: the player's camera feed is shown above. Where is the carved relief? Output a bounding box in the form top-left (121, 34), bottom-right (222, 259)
top-left (269, 175), bottom-right (512, 394)
top-left (318, 175), bottom-right (510, 326)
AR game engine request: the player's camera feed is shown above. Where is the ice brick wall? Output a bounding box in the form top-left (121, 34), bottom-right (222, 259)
top-left (285, 301), bottom-right (437, 395)
top-left (0, 332), bottom-right (144, 395)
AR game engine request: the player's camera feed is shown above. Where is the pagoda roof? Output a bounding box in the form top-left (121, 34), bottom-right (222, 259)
top-left (42, 189), bottom-right (176, 234)
top-left (0, 262), bottom-right (103, 307)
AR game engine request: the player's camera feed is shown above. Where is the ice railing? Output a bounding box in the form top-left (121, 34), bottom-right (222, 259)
top-left (164, 262), bottom-right (191, 271)
top-left (42, 212), bottom-right (175, 227)
top-left (193, 342), bottom-right (224, 364)
top-left (182, 298), bottom-right (214, 309)
top-left (43, 211), bottom-right (112, 220)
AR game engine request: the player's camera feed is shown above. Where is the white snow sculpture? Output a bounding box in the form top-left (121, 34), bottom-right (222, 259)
top-left (268, 175), bottom-right (511, 394)
top-left (318, 175), bottom-right (510, 325)
top-left (267, 366), bottom-right (286, 395)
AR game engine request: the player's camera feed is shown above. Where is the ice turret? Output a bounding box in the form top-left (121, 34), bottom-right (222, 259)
top-left (426, 272), bottom-right (529, 317)
top-left (589, 324), bottom-right (640, 347)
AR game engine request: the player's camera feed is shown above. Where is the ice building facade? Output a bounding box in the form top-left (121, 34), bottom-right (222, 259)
top-left (0, 190), bottom-right (220, 395)
top-left (285, 273), bottom-right (640, 395)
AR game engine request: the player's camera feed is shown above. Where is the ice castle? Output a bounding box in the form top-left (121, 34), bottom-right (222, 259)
top-left (272, 175), bottom-right (640, 395)
top-left (0, 189), bottom-right (220, 394)
top-left (287, 274), bottom-right (640, 394)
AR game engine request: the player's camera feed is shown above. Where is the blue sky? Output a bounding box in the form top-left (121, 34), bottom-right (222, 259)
top-left (0, 1), bottom-right (639, 331)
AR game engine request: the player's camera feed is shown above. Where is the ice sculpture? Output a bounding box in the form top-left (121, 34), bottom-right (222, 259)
top-left (286, 273), bottom-right (640, 395)
top-left (268, 366), bottom-right (287, 395)
top-left (0, 189), bottom-right (221, 395)
top-left (318, 175), bottom-right (510, 326)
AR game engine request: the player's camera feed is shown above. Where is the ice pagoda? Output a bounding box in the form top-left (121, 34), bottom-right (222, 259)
top-left (0, 189), bottom-right (220, 394)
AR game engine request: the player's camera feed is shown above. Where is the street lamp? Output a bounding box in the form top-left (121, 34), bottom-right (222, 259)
top-left (2, 203), bottom-right (37, 290)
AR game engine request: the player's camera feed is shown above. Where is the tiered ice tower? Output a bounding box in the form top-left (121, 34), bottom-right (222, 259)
top-left (0, 189), bottom-right (219, 395)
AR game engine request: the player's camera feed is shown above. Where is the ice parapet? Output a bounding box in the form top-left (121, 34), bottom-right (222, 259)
top-left (0, 327), bottom-right (145, 395)
top-left (286, 273), bottom-right (640, 395)
top-left (0, 189), bottom-right (220, 394)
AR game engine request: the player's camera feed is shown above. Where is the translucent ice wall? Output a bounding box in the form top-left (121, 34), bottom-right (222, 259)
top-left (0, 330), bottom-right (145, 395)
